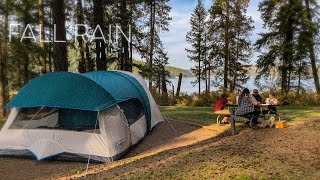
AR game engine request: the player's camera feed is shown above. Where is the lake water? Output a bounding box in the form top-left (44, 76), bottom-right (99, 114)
top-left (166, 77), bottom-right (315, 94)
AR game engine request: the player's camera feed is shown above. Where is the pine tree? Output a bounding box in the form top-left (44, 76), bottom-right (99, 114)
top-left (229, 1), bottom-right (253, 92)
top-left (38, 0), bottom-right (46, 74)
top-left (302, 0), bottom-right (320, 93)
top-left (103, 0), bottom-right (147, 72)
top-left (154, 40), bottom-right (169, 96)
top-left (186, 0), bottom-right (207, 95)
top-left (76, 0), bottom-right (86, 73)
top-left (208, 0), bottom-right (253, 92)
top-left (0, 0), bottom-right (12, 117)
top-left (93, 0), bottom-right (107, 70)
top-left (52, 0), bottom-right (68, 71)
top-left (255, 0), bottom-right (305, 93)
top-left (15, 0), bottom-right (39, 84)
top-left (142, 0), bottom-right (171, 89)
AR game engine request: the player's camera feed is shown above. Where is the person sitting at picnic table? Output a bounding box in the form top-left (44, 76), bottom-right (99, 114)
top-left (252, 89), bottom-right (262, 103)
top-left (263, 92), bottom-right (278, 114)
top-left (237, 88), bottom-right (261, 125)
top-left (252, 89), bottom-right (262, 112)
top-left (214, 94), bottom-right (233, 124)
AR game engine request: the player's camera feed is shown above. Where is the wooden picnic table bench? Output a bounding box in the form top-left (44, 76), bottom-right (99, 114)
top-left (214, 104), bottom-right (281, 135)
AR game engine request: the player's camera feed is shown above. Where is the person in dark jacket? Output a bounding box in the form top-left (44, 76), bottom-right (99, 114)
top-left (252, 89), bottom-right (262, 112)
top-left (252, 89), bottom-right (262, 103)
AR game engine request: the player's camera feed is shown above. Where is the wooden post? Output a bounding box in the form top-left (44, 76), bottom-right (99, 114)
top-left (175, 73), bottom-right (182, 97)
top-left (172, 84), bottom-right (175, 98)
top-left (230, 108), bottom-right (236, 135)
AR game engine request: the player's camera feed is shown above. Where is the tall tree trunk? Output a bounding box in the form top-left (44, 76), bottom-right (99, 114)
top-left (281, 61), bottom-right (289, 93)
top-left (161, 67), bottom-right (168, 105)
top-left (93, 0), bottom-right (106, 70)
top-left (22, 24), bottom-right (30, 84)
top-left (52, 0), bottom-right (68, 71)
top-left (120, 0), bottom-right (130, 72)
top-left (48, 4), bottom-right (53, 72)
top-left (129, 0), bottom-right (133, 72)
top-left (204, 31), bottom-right (208, 93)
top-left (204, 61), bottom-right (207, 92)
top-left (281, 0), bottom-right (294, 93)
top-left (304, 0), bottom-right (320, 93)
top-left (158, 69), bottom-right (161, 94)
top-left (176, 73), bottom-right (182, 97)
top-left (224, 0), bottom-right (230, 91)
top-left (0, 4), bottom-right (9, 118)
top-left (198, 49), bottom-right (201, 94)
top-left (287, 66), bottom-right (292, 92)
top-left (0, 42), bottom-right (7, 118)
top-left (77, 0), bottom-right (86, 73)
top-left (85, 42), bottom-right (95, 71)
top-left (39, 0), bottom-right (46, 74)
top-left (23, 46), bottom-right (30, 84)
top-left (297, 60), bottom-right (302, 94)
top-left (149, 1), bottom-right (156, 89)
top-left (208, 61), bottom-right (211, 92)
top-left (231, 33), bottom-right (240, 93)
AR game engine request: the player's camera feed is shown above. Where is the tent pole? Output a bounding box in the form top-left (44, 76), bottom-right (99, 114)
top-left (22, 107), bottom-right (44, 129)
top-left (85, 112), bottom-right (99, 178)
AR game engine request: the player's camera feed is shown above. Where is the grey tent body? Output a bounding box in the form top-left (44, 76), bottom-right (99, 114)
top-left (0, 71), bottom-right (164, 162)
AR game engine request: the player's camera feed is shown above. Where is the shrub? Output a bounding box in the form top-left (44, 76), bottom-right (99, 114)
top-left (191, 92), bottom-right (239, 107)
top-left (277, 92), bottom-right (320, 106)
top-left (176, 93), bottom-right (193, 106)
top-left (192, 92), bottom-right (216, 107)
top-left (151, 88), bottom-right (320, 107)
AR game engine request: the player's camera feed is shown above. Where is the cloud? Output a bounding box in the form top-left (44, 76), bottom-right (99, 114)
top-left (158, 0), bottom-right (197, 69)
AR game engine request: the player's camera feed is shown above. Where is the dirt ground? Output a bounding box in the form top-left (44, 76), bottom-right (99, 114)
top-left (1, 119), bottom-right (320, 179)
top-left (0, 120), bottom-right (220, 180)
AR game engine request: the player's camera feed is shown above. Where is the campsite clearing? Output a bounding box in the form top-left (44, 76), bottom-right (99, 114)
top-left (161, 106), bottom-right (320, 125)
top-left (0, 106), bottom-right (320, 179)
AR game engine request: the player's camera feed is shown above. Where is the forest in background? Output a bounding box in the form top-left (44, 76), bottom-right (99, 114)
top-left (1, 0), bottom-right (320, 119)
top-left (0, 0), bottom-right (172, 118)
top-left (187, 0), bottom-right (320, 95)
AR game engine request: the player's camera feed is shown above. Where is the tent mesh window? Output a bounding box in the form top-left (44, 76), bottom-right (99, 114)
top-left (9, 107), bottom-right (99, 133)
top-left (118, 98), bottom-right (145, 125)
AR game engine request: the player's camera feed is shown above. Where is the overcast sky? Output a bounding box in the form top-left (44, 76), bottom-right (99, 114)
top-left (134, 0), bottom-right (265, 69)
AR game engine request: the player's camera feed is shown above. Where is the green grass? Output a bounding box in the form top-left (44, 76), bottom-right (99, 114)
top-left (125, 105), bottom-right (320, 180)
top-left (161, 106), bottom-right (215, 125)
top-left (161, 106), bottom-right (320, 125)
top-left (0, 106), bottom-right (317, 128)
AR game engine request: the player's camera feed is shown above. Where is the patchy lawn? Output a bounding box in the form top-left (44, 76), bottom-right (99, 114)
top-left (65, 117), bottom-right (320, 180)
top-left (1, 106), bottom-right (320, 179)
top-left (161, 106), bottom-right (320, 125)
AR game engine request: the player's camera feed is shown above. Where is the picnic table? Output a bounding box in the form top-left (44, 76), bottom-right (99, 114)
top-left (226, 104), bottom-right (280, 135)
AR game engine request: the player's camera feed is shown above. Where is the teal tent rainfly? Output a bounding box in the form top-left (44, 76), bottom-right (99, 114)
top-left (0, 71), bottom-right (164, 162)
top-left (6, 72), bottom-right (117, 111)
top-left (81, 71), bottom-right (151, 129)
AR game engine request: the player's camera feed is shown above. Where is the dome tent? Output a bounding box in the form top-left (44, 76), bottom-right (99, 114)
top-left (0, 71), bottom-right (164, 162)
